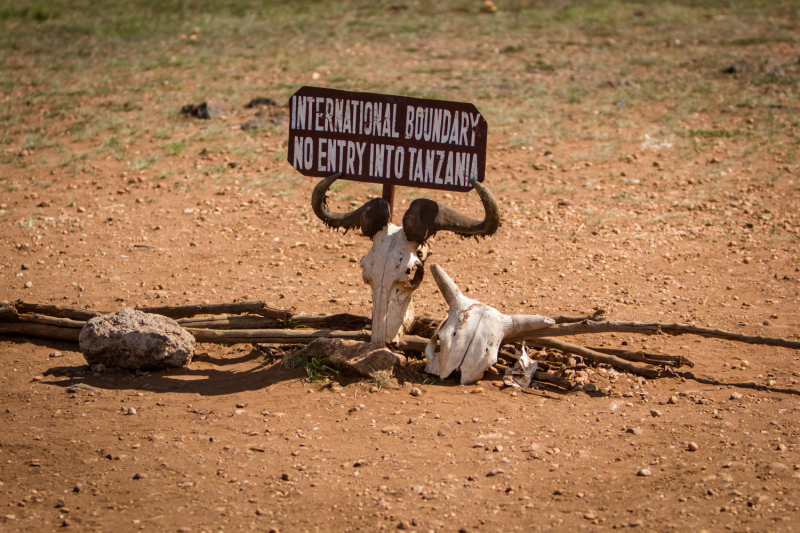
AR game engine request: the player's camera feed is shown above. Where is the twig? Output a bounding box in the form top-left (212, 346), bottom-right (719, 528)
top-left (136, 301), bottom-right (293, 321)
top-left (507, 319), bottom-right (800, 350)
top-left (587, 346), bottom-right (693, 368)
top-left (13, 301), bottom-right (106, 321)
top-left (177, 313), bottom-right (371, 331)
top-left (0, 322), bottom-right (81, 342)
top-left (551, 309), bottom-right (605, 324)
top-left (533, 337), bottom-right (661, 378)
top-left (16, 313), bottom-right (86, 329)
top-left (186, 328), bottom-right (430, 351)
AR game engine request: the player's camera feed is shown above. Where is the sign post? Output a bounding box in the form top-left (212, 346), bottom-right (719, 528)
top-left (287, 86), bottom-right (488, 219)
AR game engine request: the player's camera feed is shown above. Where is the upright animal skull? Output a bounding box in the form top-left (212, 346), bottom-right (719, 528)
top-left (311, 173), bottom-right (501, 346)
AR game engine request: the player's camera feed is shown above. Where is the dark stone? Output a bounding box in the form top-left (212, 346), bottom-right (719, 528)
top-left (244, 97), bottom-right (278, 108)
top-left (180, 102), bottom-right (225, 119)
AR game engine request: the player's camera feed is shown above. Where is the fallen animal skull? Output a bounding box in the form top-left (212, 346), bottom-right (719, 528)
top-left (425, 264), bottom-right (554, 384)
top-left (311, 173), bottom-right (501, 346)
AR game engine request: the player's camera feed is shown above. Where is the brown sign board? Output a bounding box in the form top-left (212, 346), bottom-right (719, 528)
top-left (287, 87), bottom-right (487, 193)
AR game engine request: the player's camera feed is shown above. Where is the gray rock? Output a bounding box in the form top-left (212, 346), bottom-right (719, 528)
top-left (180, 101), bottom-right (225, 119)
top-left (241, 118), bottom-right (269, 131)
top-left (244, 97), bottom-right (278, 108)
top-left (79, 308), bottom-right (195, 370)
top-left (296, 338), bottom-right (405, 377)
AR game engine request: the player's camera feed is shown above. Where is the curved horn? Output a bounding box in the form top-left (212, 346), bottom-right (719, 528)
top-left (429, 263), bottom-right (461, 307)
top-left (311, 173), bottom-right (390, 238)
top-left (401, 179), bottom-right (501, 242)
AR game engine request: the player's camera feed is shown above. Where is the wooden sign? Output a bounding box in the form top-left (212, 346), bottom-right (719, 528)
top-left (287, 87), bottom-right (487, 193)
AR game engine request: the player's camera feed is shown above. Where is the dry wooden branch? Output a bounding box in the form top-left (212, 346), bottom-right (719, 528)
top-left (0, 322), bottom-right (81, 342)
top-left (16, 313), bottom-right (86, 329)
top-left (186, 328), bottom-right (429, 352)
top-left (11, 301), bottom-right (106, 321)
top-left (533, 337), bottom-right (661, 378)
top-left (177, 313), bottom-right (371, 331)
top-left (0, 320), bottom-right (429, 352)
top-left (0, 302), bottom-right (19, 321)
top-left (551, 309), bottom-right (606, 324)
top-left (135, 301), bottom-right (293, 321)
top-left (507, 319), bottom-right (800, 350)
top-left (588, 347), bottom-right (693, 368)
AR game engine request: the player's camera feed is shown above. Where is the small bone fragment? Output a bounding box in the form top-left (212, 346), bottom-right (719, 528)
top-left (503, 344), bottom-right (537, 388)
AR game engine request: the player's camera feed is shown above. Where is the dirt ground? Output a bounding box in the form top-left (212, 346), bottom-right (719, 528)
top-left (1, 1), bottom-right (800, 532)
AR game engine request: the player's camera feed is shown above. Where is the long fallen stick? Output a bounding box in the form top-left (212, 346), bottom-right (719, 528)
top-left (136, 301), bottom-right (293, 321)
top-left (176, 313), bottom-right (371, 331)
top-left (0, 321), bottom-right (429, 352)
top-left (187, 328), bottom-right (429, 352)
top-left (0, 322), bottom-right (81, 342)
top-left (587, 346), bottom-right (693, 368)
top-left (507, 320), bottom-right (800, 350)
top-left (534, 337), bottom-right (661, 378)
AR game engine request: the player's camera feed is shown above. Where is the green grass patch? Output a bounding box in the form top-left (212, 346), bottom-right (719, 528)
top-left (163, 140), bottom-right (186, 156)
top-left (689, 129), bottom-right (741, 139)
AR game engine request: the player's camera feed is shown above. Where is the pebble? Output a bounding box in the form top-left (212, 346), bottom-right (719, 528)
top-left (486, 468), bottom-right (505, 477)
top-left (584, 512), bottom-right (597, 520)
top-left (268, 528), bottom-right (279, 533)
top-left (48, 351), bottom-right (63, 358)
top-left (730, 392), bottom-right (743, 400)
top-left (687, 442), bottom-right (699, 452)
top-left (132, 472), bottom-right (147, 479)
top-left (410, 388), bottom-right (422, 397)
top-left (437, 430), bottom-right (445, 437)
top-left (667, 395), bottom-right (679, 404)
top-left (470, 387), bottom-right (484, 394)
top-left (381, 426), bottom-right (400, 434)
top-left (126, 407), bottom-right (137, 415)
top-left (626, 427), bottom-right (643, 436)
top-left (636, 468), bottom-right (652, 477)
top-left (650, 409), bottom-right (662, 417)
top-left (369, 386), bottom-right (379, 393)
top-left (23, 281), bottom-right (32, 288)
top-left (236, 403), bottom-right (247, 408)
top-left (768, 462), bottom-right (787, 471)
top-left (280, 473), bottom-right (291, 481)
top-left (255, 508), bottom-right (268, 516)
top-left (353, 459), bottom-right (366, 467)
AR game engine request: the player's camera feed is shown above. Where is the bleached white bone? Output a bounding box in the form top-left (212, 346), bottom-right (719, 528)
top-left (425, 263), bottom-right (555, 384)
top-left (361, 224), bottom-right (428, 346)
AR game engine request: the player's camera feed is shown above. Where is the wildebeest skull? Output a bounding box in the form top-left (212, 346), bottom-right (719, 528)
top-left (311, 173), bottom-right (501, 346)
